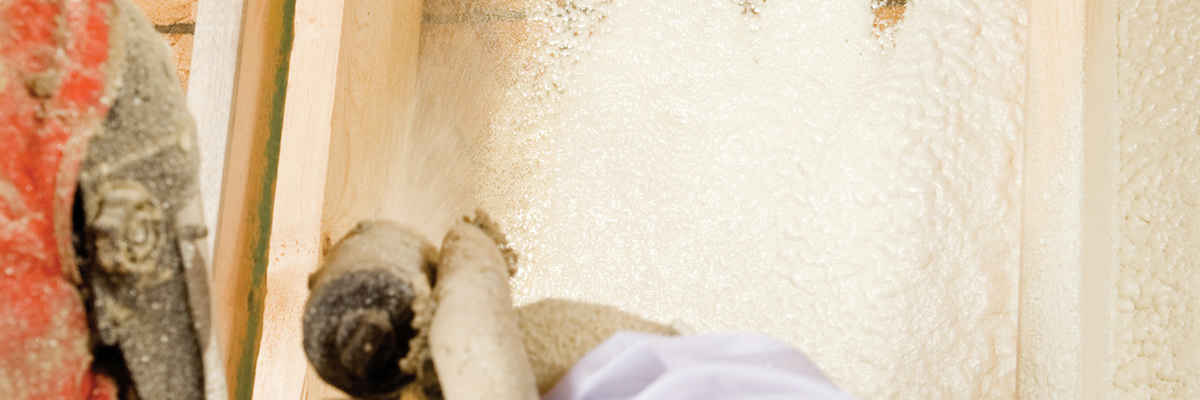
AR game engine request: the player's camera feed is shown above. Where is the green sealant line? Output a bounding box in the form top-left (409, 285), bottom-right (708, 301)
top-left (232, 0), bottom-right (295, 398)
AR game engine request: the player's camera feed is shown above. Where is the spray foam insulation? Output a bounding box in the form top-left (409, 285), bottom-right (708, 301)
top-left (473, 1), bottom-right (1025, 397)
top-left (1116, 0), bottom-right (1200, 397)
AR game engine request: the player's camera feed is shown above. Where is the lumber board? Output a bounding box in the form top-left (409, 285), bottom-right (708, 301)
top-left (188, 1), bottom-right (243, 398)
top-left (189, 0), bottom-right (238, 275)
top-left (208, 0), bottom-right (296, 397)
top-left (1080, 0), bottom-right (1117, 396)
top-left (321, 0), bottom-right (425, 245)
top-left (249, 0), bottom-right (346, 397)
top-left (1021, 0), bottom-right (1116, 397)
top-left (248, 0), bottom-right (427, 398)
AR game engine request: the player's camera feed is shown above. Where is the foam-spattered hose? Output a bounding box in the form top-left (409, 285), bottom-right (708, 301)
top-left (429, 213), bottom-right (538, 400)
top-left (302, 221), bottom-right (436, 398)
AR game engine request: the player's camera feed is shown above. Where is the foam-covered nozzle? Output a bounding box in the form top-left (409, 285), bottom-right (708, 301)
top-left (302, 221), bottom-right (436, 398)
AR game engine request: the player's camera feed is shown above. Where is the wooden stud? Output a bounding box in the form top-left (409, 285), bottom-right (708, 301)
top-left (208, 0), bottom-right (297, 397)
top-left (1021, 0), bottom-right (1116, 397)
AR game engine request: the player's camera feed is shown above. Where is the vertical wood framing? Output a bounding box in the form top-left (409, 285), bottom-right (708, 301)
top-left (249, 0), bottom-right (345, 397)
top-left (209, 0), bottom-right (296, 397)
top-left (1022, 0), bottom-right (1116, 397)
top-left (321, 0), bottom-right (424, 243)
top-left (189, 1), bottom-right (245, 397)
top-left (1080, 0), bottom-right (1117, 396)
top-left (248, 0), bottom-right (426, 398)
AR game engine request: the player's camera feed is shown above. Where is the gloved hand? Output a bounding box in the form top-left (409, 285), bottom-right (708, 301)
top-left (545, 332), bottom-right (856, 400)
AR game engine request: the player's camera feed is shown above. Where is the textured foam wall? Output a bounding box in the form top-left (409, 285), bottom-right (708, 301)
top-left (477, 1), bottom-right (1027, 397)
top-left (1116, 0), bottom-right (1200, 397)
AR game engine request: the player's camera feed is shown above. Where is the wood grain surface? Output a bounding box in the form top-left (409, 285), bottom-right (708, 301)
top-left (207, 0), bottom-right (296, 398)
top-left (1021, 0), bottom-right (1117, 397)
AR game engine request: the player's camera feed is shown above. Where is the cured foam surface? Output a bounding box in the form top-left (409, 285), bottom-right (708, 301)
top-left (477, 1), bottom-right (1027, 397)
top-left (1116, 0), bottom-right (1200, 397)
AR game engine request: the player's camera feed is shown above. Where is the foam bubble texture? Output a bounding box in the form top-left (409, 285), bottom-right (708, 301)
top-left (1116, 0), bottom-right (1200, 397)
top-left (477, 1), bottom-right (1027, 397)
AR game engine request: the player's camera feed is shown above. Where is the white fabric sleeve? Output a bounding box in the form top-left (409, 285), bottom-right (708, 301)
top-left (543, 332), bottom-right (856, 400)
